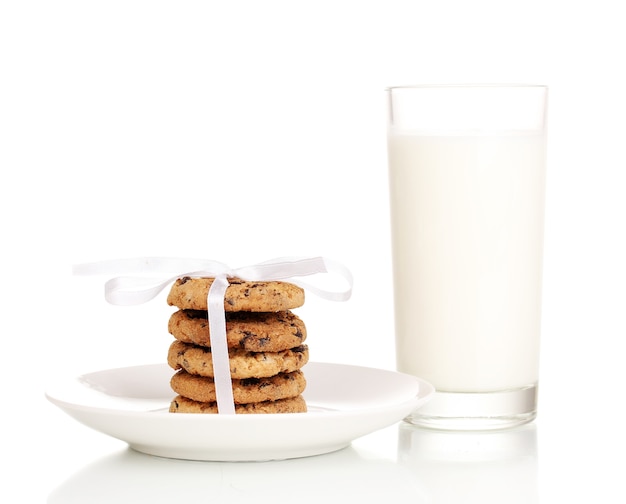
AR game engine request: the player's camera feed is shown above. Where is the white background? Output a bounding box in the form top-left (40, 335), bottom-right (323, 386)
top-left (2, 1), bottom-right (625, 502)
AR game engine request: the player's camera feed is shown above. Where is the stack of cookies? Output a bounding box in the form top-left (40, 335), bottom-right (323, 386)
top-left (165, 277), bottom-right (309, 414)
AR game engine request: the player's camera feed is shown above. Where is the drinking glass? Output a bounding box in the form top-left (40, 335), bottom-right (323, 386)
top-left (386, 84), bottom-right (548, 429)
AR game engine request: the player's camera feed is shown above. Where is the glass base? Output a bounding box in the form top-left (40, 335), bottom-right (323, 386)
top-left (405, 384), bottom-right (537, 431)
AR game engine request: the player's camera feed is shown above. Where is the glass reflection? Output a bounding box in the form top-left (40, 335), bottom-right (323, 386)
top-left (397, 423), bottom-right (538, 504)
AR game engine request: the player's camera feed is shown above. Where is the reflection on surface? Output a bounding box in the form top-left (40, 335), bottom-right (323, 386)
top-left (48, 444), bottom-right (425, 504)
top-left (398, 423), bottom-right (538, 504)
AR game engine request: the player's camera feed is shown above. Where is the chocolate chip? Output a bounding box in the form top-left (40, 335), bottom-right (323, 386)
top-left (185, 310), bottom-right (207, 320)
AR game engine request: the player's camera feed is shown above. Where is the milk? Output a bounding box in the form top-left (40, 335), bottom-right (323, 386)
top-left (388, 132), bottom-right (546, 392)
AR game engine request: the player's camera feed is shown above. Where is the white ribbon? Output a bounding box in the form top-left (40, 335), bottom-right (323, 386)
top-left (73, 256), bottom-right (353, 414)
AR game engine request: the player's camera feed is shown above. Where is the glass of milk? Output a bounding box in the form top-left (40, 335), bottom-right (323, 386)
top-left (386, 84), bottom-right (548, 429)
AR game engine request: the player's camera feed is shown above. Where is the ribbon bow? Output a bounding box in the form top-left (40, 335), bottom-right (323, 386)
top-left (73, 257), bottom-right (353, 414)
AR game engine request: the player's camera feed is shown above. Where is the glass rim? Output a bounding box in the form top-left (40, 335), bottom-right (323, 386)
top-left (386, 83), bottom-right (547, 91)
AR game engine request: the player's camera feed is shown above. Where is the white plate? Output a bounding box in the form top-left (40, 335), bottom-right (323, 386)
top-left (46, 361), bottom-right (434, 461)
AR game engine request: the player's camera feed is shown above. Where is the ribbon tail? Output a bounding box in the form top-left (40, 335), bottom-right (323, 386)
top-left (288, 257), bottom-right (354, 302)
top-left (104, 276), bottom-right (179, 306)
top-left (207, 276), bottom-right (236, 415)
top-left (321, 257), bottom-right (354, 301)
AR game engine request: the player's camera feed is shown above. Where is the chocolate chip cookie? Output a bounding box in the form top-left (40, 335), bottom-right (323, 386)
top-left (167, 277), bottom-right (305, 312)
top-left (168, 309), bottom-right (306, 352)
top-left (170, 369), bottom-right (306, 404)
top-left (169, 394), bottom-right (307, 414)
top-left (167, 340), bottom-right (309, 379)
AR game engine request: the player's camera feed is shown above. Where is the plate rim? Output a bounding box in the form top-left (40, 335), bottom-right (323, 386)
top-left (45, 361), bottom-right (433, 418)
